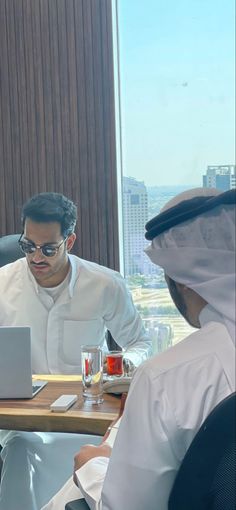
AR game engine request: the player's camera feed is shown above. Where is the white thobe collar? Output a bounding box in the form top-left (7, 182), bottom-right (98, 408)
top-left (199, 304), bottom-right (235, 345)
top-left (199, 304), bottom-right (225, 328)
top-left (26, 254), bottom-right (79, 299)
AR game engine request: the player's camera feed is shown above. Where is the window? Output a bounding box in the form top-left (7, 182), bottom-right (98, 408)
top-left (113, 0), bottom-right (235, 353)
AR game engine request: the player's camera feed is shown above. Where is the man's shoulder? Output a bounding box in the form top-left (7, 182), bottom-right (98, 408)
top-left (130, 322), bottom-right (234, 453)
top-left (141, 321), bottom-right (231, 379)
top-left (0, 259), bottom-right (28, 293)
top-left (71, 255), bottom-right (124, 284)
top-left (0, 258), bottom-right (26, 279)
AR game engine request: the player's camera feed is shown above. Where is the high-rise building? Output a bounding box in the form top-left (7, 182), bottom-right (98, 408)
top-left (122, 176), bottom-right (153, 276)
top-left (203, 165), bottom-right (236, 191)
top-left (231, 167), bottom-right (236, 189)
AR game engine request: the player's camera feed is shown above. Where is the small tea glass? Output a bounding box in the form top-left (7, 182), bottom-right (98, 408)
top-left (106, 351), bottom-right (124, 377)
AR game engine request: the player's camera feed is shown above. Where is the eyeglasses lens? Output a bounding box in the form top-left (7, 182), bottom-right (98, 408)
top-left (42, 246), bottom-right (57, 257)
top-left (19, 242), bottom-right (57, 257)
top-left (19, 242), bottom-right (35, 254)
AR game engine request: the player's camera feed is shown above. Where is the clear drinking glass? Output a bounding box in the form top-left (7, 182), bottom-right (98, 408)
top-left (81, 345), bottom-right (103, 404)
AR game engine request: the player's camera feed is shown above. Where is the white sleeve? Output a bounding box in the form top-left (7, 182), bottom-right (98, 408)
top-left (77, 365), bottom-right (181, 510)
top-left (75, 418), bottom-right (122, 509)
top-left (75, 457), bottom-right (109, 510)
top-left (40, 477), bottom-right (84, 510)
top-left (103, 274), bottom-right (152, 366)
top-left (100, 366), bottom-right (181, 510)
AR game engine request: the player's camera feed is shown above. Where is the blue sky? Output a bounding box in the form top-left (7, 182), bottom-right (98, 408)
top-left (117, 0), bottom-right (235, 186)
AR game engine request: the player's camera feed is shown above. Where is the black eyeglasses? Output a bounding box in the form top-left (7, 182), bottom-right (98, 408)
top-left (18, 235), bottom-right (67, 257)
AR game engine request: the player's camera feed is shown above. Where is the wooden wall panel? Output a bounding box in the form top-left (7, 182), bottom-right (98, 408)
top-left (0, 0), bottom-right (119, 270)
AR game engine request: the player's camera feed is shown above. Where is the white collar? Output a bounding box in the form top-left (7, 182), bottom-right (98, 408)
top-left (26, 255), bottom-right (77, 298)
top-left (199, 304), bottom-right (235, 344)
top-left (199, 304), bottom-right (225, 328)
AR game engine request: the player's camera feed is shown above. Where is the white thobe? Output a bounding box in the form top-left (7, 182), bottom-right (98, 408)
top-left (43, 306), bottom-right (235, 510)
top-left (0, 255), bottom-right (151, 510)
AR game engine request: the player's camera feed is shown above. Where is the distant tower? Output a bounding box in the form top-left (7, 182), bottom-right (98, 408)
top-left (202, 165), bottom-right (236, 191)
top-left (122, 177), bottom-right (149, 276)
top-left (230, 166), bottom-right (236, 189)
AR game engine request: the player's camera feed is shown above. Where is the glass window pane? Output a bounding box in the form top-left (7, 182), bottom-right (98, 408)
top-left (115, 0), bottom-right (235, 352)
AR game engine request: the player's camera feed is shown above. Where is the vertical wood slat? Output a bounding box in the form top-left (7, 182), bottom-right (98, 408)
top-left (14, 0), bottom-right (29, 212)
top-left (0, 0), bottom-right (119, 270)
top-left (6, 0), bottom-right (22, 227)
top-left (0, 0), bottom-right (14, 231)
top-left (65, 0), bottom-right (81, 236)
top-left (0, 2), bottom-right (7, 231)
top-left (33, 0), bottom-right (48, 191)
top-left (48, 0), bottom-right (64, 193)
top-left (57, 0), bottom-right (72, 197)
top-left (82, 0), bottom-right (97, 262)
top-left (73, 0), bottom-right (88, 251)
top-left (101, 0), bottom-right (119, 270)
top-left (40, 0), bottom-right (55, 191)
top-left (91, 0), bottom-right (108, 265)
top-left (23, 0), bottom-right (39, 197)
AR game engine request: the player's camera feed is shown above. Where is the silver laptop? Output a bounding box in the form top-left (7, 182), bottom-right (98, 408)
top-left (0, 327), bottom-right (47, 399)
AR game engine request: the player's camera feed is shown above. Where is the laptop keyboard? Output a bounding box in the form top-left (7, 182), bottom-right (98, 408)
top-left (32, 384), bottom-right (42, 395)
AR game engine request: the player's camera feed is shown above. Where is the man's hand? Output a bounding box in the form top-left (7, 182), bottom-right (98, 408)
top-left (73, 444), bottom-right (111, 485)
top-left (123, 357), bottom-right (135, 376)
top-left (73, 394), bottom-right (127, 485)
top-left (102, 392), bottom-right (127, 443)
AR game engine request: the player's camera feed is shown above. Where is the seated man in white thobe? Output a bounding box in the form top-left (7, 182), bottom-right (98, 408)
top-left (0, 192), bottom-right (152, 510)
top-left (41, 187), bottom-right (235, 510)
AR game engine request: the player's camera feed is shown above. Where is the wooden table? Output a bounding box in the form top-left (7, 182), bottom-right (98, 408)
top-left (0, 375), bottom-right (121, 436)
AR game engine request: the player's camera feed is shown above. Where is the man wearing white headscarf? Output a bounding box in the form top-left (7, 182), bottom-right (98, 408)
top-left (41, 187), bottom-right (235, 510)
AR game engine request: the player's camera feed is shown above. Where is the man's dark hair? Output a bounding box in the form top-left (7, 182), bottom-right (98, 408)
top-left (22, 192), bottom-right (77, 238)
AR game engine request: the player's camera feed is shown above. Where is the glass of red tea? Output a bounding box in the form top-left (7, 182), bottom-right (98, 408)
top-left (106, 351), bottom-right (124, 377)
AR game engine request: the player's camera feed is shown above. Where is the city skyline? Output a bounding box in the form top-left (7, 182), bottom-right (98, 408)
top-left (124, 162), bottom-right (236, 192)
top-left (117, 0), bottom-right (235, 187)
top-left (122, 171), bottom-right (235, 277)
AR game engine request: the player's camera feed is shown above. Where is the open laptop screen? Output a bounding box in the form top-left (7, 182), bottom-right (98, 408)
top-left (0, 327), bottom-right (47, 399)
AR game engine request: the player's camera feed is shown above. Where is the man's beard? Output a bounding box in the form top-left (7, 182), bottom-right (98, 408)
top-left (167, 277), bottom-right (196, 328)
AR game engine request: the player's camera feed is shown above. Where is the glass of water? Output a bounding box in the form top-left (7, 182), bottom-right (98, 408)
top-left (81, 345), bottom-right (103, 404)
